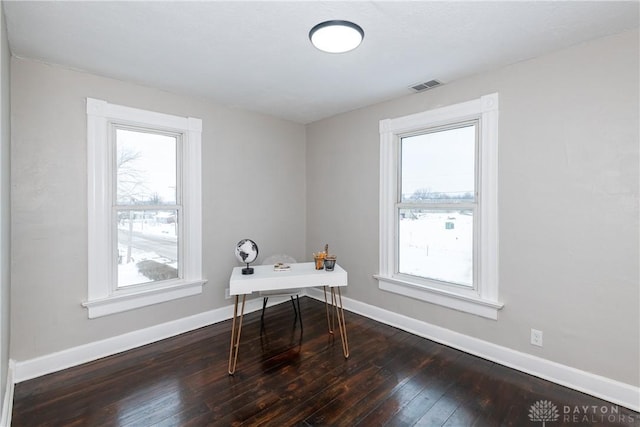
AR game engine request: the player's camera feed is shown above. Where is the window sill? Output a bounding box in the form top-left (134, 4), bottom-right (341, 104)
top-left (82, 279), bottom-right (206, 318)
top-left (374, 275), bottom-right (503, 320)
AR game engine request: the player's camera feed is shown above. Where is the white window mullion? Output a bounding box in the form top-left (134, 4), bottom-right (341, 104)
top-left (182, 117), bottom-right (202, 283)
top-left (479, 93), bottom-right (499, 302)
top-left (87, 98), bottom-right (113, 301)
top-left (379, 120), bottom-right (396, 278)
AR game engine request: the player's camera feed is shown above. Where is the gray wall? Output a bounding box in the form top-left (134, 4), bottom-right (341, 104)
top-left (0, 2), bottom-right (11, 404)
top-left (306, 29), bottom-right (639, 386)
top-left (10, 58), bottom-right (306, 361)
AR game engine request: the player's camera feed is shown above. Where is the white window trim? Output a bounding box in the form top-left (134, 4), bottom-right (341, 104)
top-left (375, 93), bottom-right (502, 320)
top-left (84, 98), bottom-right (205, 318)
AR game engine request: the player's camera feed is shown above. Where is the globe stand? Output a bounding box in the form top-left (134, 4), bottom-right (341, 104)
top-left (242, 263), bottom-right (254, 275)
top-left (235, 238), bottom-right (258, 275)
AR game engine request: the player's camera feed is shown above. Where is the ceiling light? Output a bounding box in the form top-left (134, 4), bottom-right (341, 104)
top-left (309, 20), bottom-right (364, 53)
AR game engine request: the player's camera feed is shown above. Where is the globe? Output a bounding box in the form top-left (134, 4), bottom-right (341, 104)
top-left (235, 239), bottom-right (258, 274)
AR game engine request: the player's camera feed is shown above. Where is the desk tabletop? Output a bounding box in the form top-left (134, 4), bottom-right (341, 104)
top-left (229, 262), bottom-right (347, 295)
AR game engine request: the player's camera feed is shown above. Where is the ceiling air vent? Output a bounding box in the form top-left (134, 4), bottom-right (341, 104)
top-left (409, 79), bottom-right (442, 92)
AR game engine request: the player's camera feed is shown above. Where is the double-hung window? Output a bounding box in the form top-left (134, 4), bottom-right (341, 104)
top-left (84, 98), bottom-right (204, 318)
top-left (376, 93), bottom-right (502, 319)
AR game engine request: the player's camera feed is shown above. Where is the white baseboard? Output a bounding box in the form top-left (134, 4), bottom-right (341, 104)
top-left (12, 296), bottom-right (276, 384)
top-left (0, 359), bottom-right (15, 427)
top-left (304, 288), bottom-right (640, 412)
top-left (10, 291), bottom-right (640, 413)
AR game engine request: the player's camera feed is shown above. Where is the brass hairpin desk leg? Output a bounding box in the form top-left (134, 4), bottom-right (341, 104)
top-left (228, 294), bottom-right (246, 375)
top-left (323, 286), bottom-right (335, 334)
top-left (323, 286), bottom-right (350, 358)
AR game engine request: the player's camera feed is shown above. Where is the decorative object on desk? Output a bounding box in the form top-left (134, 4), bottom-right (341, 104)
top-left (324, 254), bottom-right (337, 271)
top-left (313, 252), bottom-right (326, 270)
top-left (235, 238), bottom-right (258, 275)
top-left (273, 262), bottom-right (291, 271)
top-left (314, 243), bottom-right (330, 270)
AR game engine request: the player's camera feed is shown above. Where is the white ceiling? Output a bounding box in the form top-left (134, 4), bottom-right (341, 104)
top-left (3, 1), bottom-right (639, 124)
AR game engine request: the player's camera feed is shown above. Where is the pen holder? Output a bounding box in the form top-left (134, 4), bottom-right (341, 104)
top-left (324, 255), bottom-right (337, 271)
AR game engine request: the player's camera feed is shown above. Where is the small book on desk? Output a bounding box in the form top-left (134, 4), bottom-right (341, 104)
top-left (273, 263), bottom-right (291, 271)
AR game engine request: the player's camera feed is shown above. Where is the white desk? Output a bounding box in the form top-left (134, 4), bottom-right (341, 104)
top-left (228, 262), bottom-right (349, 374)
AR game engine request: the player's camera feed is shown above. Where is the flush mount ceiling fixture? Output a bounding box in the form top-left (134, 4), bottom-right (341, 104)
top-left (309, 20), bottom-right (364, 53)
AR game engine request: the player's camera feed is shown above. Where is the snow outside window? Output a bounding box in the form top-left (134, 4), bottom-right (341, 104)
top-left (376, 93), bottom-right (503, 320)
top-left (84, 98), bottom-right (205, 318)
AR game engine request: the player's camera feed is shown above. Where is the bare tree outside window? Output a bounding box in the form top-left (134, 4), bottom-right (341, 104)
top-left (116, 146), bottom-right (148, 204)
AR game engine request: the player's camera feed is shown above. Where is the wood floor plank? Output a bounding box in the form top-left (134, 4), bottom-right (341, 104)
top-left (415, 353), bottom-right (496, 426)
top-left (329, 337), bottom-right (440, 426)
top-left (11, 297), bottom-right (640, 427)
top-left (302, 333), bottom-right (433, 425)
top-left (222, 320), bottom-right (402, 425)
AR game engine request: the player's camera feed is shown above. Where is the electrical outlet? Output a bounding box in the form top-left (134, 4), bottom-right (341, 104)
top-left (225, 288), bottom-right (230, 300)
top-left (530, 328), bottom-right (543, 347)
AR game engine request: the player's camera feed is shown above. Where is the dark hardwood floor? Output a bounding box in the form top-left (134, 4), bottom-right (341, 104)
top-left (12, 297), bottom-right (639, 426)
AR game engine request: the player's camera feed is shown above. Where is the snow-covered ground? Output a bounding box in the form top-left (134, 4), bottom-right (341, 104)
top-left (117, 217), bottom-right (178, 287)
top-left (398, 210), bottom-right (473, 286)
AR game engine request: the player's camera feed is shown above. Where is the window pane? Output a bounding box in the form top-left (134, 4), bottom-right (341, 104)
top-left (398, 208), bottom-right (473, 286)
top-left (116, 129), bottom-right (177, 205)
top-left (401, 125), bottom-right (476, 203)
top-left (117, 209), bottom-right (179, 287)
